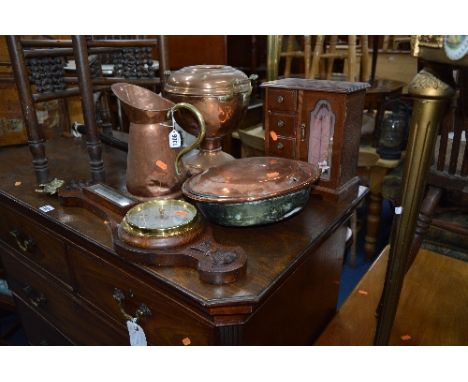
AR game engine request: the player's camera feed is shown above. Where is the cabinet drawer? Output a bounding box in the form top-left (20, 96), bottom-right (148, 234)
top-left (0, 204), bottom-right (71, 286)
top-left (1, 249), bottom-right (127, 345)
top-left (267, 136), bottom-right (296, 159)
top-left (268, 112), bottom-right (296, 137)
top-left (14, 297), bottom-right (72, 345)
top-left (69, 246), bottom-right (214, 345)
top-left (267, 89), bottom-right (297, 112)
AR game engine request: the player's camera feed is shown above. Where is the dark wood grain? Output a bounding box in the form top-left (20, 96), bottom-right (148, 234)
top-left (0, 203), bottom-right (72, 287)
top-left (0, 136), bottom-right (367, 345)
top-left (14, 298), bottom-right (72, 345)
top-left (0, 138), bottom-right (364, 305)
top-left (68, 245), bottom-right (215, 346)
top-left (262, 78), bottom-right (367, 201)
top-left (242, 226), bottom-right (346, 345)
top-left (166, 36), bottom-right (227, 69)
top-left (1, 247), bottom-right (128, 345)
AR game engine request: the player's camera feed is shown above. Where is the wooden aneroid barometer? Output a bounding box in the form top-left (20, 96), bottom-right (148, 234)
top-left (58, 183), bottom-right (247, 285)
top-left (262, 78), bottom-right (369, 200)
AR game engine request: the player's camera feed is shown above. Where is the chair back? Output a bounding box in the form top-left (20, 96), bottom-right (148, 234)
top-left (7, 35), bottom-right (168, 184)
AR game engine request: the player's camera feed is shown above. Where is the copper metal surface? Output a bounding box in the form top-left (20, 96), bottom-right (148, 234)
top-left (182, 157), bottom-right (321, 203)
top-left (165, 65), bottom-right (253, 174)
top-left (111, 83), bottom-right (205, 198)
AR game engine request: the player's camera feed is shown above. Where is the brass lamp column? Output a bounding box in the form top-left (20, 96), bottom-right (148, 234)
top-left (374, 65), bottom-right (455, 345)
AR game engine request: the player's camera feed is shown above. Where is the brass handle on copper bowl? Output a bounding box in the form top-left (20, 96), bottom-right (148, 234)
top-left (219, 75), bottom-right (256, 103)
top-left (168, 102), bottom-right (206, 176)
top-left (112, 288), bottom-right (152, 323)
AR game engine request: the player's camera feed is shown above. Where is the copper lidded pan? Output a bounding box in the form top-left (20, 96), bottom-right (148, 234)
top-left (181, 157), bottom-right (321, 226)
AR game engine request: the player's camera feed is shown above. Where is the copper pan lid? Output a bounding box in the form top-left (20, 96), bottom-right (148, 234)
top-left (165, 65), bottom-right (251, 96)
top-left (182, 157), bottom-right (320, 203)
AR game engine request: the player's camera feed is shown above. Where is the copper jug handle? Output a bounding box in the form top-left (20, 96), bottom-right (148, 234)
top-left (168, 102), bottom-right (206, 175)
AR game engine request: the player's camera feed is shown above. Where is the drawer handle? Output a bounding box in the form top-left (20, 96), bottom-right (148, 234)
top-left (300, 123), bottom-right (306, 140)
top-left (113, 288), bottom-right (152, 323)
top-left (276, 95), bottom-right (284, 104)
top-left (277, 142), bottom-right (284, 150)
top-left (277, 119), bottom-right (285, 128)
top-left (10, 229), bottom-right (36, 253)
top-left (22, 285), bottom-right (47, 309)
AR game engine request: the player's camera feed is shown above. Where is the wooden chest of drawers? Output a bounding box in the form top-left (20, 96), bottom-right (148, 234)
top-left (0, 138), bottom-right (366, 345)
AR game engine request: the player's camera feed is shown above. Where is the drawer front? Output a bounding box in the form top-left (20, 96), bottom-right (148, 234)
top-left (0, 203), bottom-right (71, 286)
top-left (69, 246), bottom-right (214, 345)
top-left (14, 297), bottom-right (72, 345)
top-left (267, 89), bottom-right (297, 112)
top-left (268, 112), bottom-right (296, 137)
top-left (267, 136), bottom-right (296, 159)
top-left (1, 249), bottom-right (127, 345)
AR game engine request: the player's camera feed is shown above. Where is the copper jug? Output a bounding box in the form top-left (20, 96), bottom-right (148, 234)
top-left (111, 83), bottom-right (205, 199)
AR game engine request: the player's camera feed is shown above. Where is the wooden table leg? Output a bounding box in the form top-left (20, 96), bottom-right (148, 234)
top-left (364, 166), bottom-right (390, 258)
top-left (349, 212), bottom-right (358, 267)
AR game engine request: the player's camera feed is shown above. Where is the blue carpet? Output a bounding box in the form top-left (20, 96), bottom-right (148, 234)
top-left (0, 310), bottom-right (28, 345)
top-left (337, 198), bottom-right (394, 308)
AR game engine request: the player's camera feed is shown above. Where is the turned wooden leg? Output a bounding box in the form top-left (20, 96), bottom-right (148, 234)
top-left (405, 186), bottom-right (443, 272)
top-left (349, 212), bottom-right (358, 267)
top-left (364, 166), bottom-right (390, 258)
top-left (72, 36), bottom-right (105, 183)
top-left (6, 35), bottom-right (50, 184)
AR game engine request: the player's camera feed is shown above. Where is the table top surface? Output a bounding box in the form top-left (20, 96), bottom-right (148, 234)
top-left (0, 137), bottom-right (366, 307)
top-left (366, 79), bottom-right (406, 94)
top-left (359, 145), bottom-right (403, 169)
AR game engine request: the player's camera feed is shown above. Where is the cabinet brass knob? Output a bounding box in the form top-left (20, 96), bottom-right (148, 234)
top-left (276, 95), bottom-right (284, 104)
top-left (277, 119), bottom-right (285, 128)
top-left (277, 142), bottom-right (284, 150)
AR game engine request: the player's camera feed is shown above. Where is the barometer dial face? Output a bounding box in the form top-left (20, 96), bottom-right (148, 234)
top-left (124, 199), bottom-right (198, 233)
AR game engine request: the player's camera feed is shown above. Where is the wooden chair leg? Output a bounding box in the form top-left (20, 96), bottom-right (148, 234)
top-left (326, 35), bottom-right (338, 80)
top-left (308, 35), bottom-right (324, 79)
top-left (364, 166), bottom-right (390, 258)
top-left (304, 35), bottom-right (312, 77)
top-left (360, 35), bottom-right (370, 82)
top-left (405, 186), bottom-right (443, 272)
top-left (347, 35), bottom-right (357, 82)
top-left (382, 35), bottom-right (390, 51)
top-left (72, 35), bottom-right (105, 183)
top-left (349, 211), bottom-right (358, 267)
top-left (6, 36), bottom-right (50, 184)
top-left (284, 35), bottom-right (295, 78)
